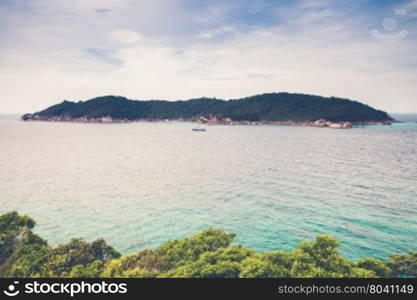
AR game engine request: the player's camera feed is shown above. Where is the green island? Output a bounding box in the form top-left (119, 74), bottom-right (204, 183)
top-left (0, 211), bottom-right (415, 278)
top-left (21, 93), bottom-right (393, 129)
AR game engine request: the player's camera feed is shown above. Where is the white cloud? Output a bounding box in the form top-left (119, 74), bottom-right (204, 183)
top-left (0, 0), bottom-right (416, 113)
top-left (110, 29), bottom-right (143, 45)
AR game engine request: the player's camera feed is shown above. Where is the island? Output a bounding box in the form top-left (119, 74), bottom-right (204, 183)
top-left (21, 93), bottom-right (393, 129)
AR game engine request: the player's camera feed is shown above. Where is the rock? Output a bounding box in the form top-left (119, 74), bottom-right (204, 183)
top-left (328, 123), bottom-right (343, 129)
top-left (342, 122), bottom-right (353, 128)
top-left (101, 116), bottom-right (113, 123)
top-left (222, 118), bottom-right (233, 125)
top-left (21, 114), bottom-right (33, 121)
top-left (313, 119), bottom-right (327, 127)
top-left (328, 121), bottom-right (352, 129)
top-left (19, 113), bottom-right (357, 129)
top-left (198, 116), bottom-right (209, 123)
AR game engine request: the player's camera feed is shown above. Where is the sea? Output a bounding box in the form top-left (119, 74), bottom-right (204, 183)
top-left (0, 113), bottom-right (416, 260)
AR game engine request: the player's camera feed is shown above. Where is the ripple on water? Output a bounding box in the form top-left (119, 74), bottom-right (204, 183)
top-left (0, 119), bottom-right (416, 259)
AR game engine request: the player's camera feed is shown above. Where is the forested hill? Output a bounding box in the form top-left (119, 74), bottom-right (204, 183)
top-left (1, 211), bottom-right (416, 278)
top-left (22, 93), bottom-right (393, 123)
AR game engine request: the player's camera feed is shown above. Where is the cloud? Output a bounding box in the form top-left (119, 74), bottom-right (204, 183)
top-left (84, 48), bottom-right (122, 66)
top-left (110, 29), bottom-right (142, 45)
top-left (95, 8), bottom-right (111, 14)
top-left (0, 0), bottom-right (416, 113)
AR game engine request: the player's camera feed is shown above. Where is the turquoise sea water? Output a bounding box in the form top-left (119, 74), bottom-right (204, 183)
top-left (0, 115), bottom-right (416, 260)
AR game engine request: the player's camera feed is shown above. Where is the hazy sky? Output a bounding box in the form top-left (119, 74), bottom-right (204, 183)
top-left (1, 0), bottom-right (416, 113)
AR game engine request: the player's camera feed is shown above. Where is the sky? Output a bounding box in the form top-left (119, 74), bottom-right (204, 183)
top-left (0, 0), bottom-right (416, 113)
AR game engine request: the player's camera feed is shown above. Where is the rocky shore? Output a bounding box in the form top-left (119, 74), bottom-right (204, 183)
top-left (21, 114), bottom-right (130, 123)
top-left (21, 113), bottom-right (392, 129)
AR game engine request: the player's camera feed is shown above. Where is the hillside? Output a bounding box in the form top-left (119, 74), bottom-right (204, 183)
top-left (1, 211), bottom-right (416, 278)
top-left (21, 93), bottom-right (393, 125)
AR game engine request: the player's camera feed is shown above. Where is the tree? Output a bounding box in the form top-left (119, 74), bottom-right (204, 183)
top-left (0, 211), bottom-right (48, 277)
top-left (68, 260), bottom-right (104, 278)
top-left (239, 255), bottom-right (290, 278)
top-left (0, 211), bottom-right (36, 265)
top-left (161, 246), bottom-right (253, 278)
top-left (101, 249), bottom-right (166, 278)
top-left (4, 212), bottom-right (414, 279)
top-left (355, 258), bottom-right (391, 278)
top-left (25, 93), bottom-right (392, 123)
top-left (289, 235), bottom-right (375, 278)
top-left (387, 252), bottom-right (417, 277)
top-left (156, 228), bottom-right (235, 269)
top-left (41, 238), bottom-right (120, 277)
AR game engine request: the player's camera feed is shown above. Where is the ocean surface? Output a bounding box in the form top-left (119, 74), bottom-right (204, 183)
top-left (1, 114), bottom-right (417, 260)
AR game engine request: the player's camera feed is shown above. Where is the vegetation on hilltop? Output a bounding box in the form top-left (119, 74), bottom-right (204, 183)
top-left (22, 93), bottom-right (393, 123)
top-left (1, 211), bottom-right (414, 278)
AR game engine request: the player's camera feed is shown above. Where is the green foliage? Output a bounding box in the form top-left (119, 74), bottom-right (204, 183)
top-left (68, 260), bottom-right (104, 278)
top-left (0, 211), bottom-right (36, 232)
top-left (239, 255), bottom-right (290, 278)
top-left (27, 93), bottom-right (393, 122)
top-left (0, 211), bottom-right (37, 265)
top-left (101, 249), bottom-right (166, 278)
top-left (387, 252), bottom-right (417, 277)
top-left (156, 228), bottom-right (235, 269)
top-left (355, 258), bottom-right (392, 277)
top-left (41, 238), bottom-right (120, 277)
top-left (0, 211), bottom-right (47, 277)
top-left (1, 212), bottom-right (416, 278)
top-left (161, 246), bottom-right (254, 278)
top-left (1, 239), bottom-right (50, 278)
top-left (290, 235), bottom-right (353, 277)
top-left (0, 212), bottom-right (120, 278)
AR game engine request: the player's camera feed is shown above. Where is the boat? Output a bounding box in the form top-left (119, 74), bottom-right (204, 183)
top-left (192, 128), bottom-right (206, 132)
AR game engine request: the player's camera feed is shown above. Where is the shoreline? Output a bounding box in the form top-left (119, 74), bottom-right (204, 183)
top-left (20, 114), bottom-right (393, 129)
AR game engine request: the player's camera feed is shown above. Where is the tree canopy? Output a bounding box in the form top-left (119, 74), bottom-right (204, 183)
top-left (0, 211), bottom-right (415, 278)
top-left (22, 93), bottom-right (393, 123)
